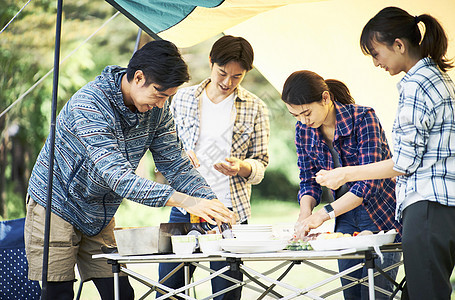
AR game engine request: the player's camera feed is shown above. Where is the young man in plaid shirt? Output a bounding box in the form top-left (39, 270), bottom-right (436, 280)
top-left (158, 35), bottom-right (270, 300)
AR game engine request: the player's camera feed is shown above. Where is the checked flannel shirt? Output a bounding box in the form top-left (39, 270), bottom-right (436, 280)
top-left (295, 101), bottom-right (401, 234)
top-left (393, 57), bottom-right (455, 219)
top-left (170, 78), bottom-right (270, 222)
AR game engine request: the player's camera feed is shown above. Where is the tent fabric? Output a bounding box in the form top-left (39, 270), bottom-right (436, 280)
top-left (106, 0), bottom-right (454, 144)
top-left (105, 0), bottom-right (224, 40)
top-left (105, 0), bottom-right (322, 47)
top-left (0, 218), bottom-right (41, 300)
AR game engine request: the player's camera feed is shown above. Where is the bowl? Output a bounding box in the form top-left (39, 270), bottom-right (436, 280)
top-left (198, 234), bottom-right (222, 254)
top-left (171, 235), bottom-right (196, 255)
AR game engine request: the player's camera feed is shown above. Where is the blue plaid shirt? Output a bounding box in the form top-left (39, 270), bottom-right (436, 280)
top-left (296, 101), bottom-right (401, 233)
top-left (393, 57), bottom-right (455, 219)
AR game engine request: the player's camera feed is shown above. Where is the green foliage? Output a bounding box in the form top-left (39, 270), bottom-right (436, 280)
top-left (0, 0), bottom-right (137, 219)
top-left (5, 185), bottom-right (25, 220)
top-left (252, 169), bottom-right (299, 202)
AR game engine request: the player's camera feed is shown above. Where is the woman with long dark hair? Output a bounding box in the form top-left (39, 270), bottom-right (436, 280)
top-left (282, 70), bottom-right (401, 299)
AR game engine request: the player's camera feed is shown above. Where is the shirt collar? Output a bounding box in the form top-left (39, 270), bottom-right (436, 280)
top-left (398, 57), bottom-right (434, 90)
top-left (334, 101), bottom-right (354, 138)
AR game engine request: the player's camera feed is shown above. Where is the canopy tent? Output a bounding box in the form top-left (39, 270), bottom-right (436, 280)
top-left (105, 0), bottom-right (321, 46)
top-left (106, 0), bottom-right (455, 142)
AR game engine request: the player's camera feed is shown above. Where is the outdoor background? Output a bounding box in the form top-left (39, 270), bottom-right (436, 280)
top-left (0, 0), bottom-right (453, 299)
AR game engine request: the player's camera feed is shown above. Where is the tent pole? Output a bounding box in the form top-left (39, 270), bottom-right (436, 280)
top-left (41, 0), bottom-right (64, 298)
top-left (134, 28), bottom-right (142, 53)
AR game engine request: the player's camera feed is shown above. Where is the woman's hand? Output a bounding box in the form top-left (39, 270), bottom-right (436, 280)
top-left (315, 168), bottom-right (349, 190)
top-left (294, 210), bottom-right (328, 240)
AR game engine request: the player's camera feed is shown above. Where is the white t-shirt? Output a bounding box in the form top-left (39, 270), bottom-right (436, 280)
top-left (194, 90), bottom-right (236, 208)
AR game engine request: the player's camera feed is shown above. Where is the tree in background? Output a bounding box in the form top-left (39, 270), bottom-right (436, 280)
top-left (0, 0), bottom-right (137, 219)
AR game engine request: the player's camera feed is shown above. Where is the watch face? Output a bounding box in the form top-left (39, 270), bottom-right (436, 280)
top-left (324, 204), bottom-right (334, 213)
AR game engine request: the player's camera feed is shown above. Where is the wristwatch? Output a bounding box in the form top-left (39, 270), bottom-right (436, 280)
top-left (324, 204), bottom-right (335, 219)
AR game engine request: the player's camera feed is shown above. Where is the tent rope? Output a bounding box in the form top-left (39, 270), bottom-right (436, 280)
top-left (0, 11), bottom-right (121, 121)
top-left (0, 0), bottom-right (32, 34)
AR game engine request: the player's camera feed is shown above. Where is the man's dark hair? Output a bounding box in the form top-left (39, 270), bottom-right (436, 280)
top-left (126, 40), bottom-right (190, 89)
top-left (209, 35), bottom-right (254, 71)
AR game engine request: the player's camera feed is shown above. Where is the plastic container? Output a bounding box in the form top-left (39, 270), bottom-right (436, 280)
top-left (198, 234), bottom-right (222, 254)
top-left (171, 235), bottom-right (197, 255)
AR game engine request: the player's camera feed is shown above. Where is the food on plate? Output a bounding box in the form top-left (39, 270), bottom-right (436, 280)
top-left (286, 239), bottom-right (313, 251)
top-left (316, 232), bottom-right (349, 240)
top-left (353, 230), bottom-right (374, 237)
top-left (315, 230), bottom-right (374, 240)
top-left (357, 230), bottom-right (374, 236)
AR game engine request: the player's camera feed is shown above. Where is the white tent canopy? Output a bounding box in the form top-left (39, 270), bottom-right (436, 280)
top-left (224, 0), bottom-right (455, 143)
top-left (108, 0), bottom-right (455, 142)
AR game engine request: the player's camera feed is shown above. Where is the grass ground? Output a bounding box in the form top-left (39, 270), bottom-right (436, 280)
top-left (75, 200), bottom-right (452, 299)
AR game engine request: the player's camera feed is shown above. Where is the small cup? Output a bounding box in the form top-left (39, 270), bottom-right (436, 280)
top-left (198, 234), bottom-right (222, 254)
top-left (171, 235), bottom-right (196, 255)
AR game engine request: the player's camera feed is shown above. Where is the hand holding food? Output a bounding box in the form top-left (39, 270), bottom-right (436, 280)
top-left (213, 157), bottom-right (242, 176)
top-left (167, 192), bottom-right (235, 225)
top-left (315, 168), bottom-right (348, 190)
top-left (294, 212), bottom-right (327, 240)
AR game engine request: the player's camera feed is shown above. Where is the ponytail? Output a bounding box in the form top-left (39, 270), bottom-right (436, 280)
top-left (360, 6), bottom-right (453, 72)
top-left (281, 70), bottom-right (354, 106)
top-left (418, 14), bottom-right (452, 72)
top-left (325, 79), bottom-right (355, 105)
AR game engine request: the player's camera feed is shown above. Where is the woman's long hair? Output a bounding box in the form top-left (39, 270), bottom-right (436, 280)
top-left (281, 70), bottom-right (355, 106)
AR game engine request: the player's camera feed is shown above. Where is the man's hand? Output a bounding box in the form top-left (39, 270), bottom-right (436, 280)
top-left (166, 192), bottom-right (235, 225)
top-left (187, 150), bottom-right (200, 168)
top-left (214, 157), bottom-right (251, 177)
top-left (315, 168), bottom-right (348, 190)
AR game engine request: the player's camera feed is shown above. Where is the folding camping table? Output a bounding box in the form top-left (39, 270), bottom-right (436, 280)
top-left (93, 244), bottom-right (404, 300)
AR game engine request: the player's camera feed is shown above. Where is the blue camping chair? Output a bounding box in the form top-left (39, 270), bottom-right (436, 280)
top-left (0, 218), bottom-right (41, 299)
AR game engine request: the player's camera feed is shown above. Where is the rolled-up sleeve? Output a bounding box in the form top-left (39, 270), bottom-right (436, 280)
top-left (243, 101), bottom-right (269, 185)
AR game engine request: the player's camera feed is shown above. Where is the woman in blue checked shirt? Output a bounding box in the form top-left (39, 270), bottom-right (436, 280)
top-left (317, 7), bottom-right (455, 300)
top-left (281, 70), bottom-right (401, 300)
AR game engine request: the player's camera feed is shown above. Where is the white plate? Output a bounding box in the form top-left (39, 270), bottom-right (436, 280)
top-left (309, 230), bottom-right (397, 251)
top-left (219, 239), bottom-right (287, 253)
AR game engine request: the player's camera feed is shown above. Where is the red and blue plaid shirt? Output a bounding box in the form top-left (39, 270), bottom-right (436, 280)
top-left (295, 101), bottom-right (401, 234)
